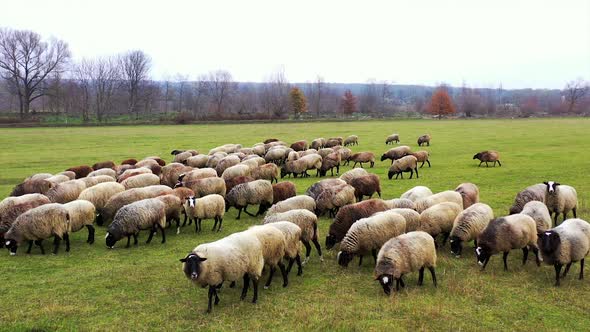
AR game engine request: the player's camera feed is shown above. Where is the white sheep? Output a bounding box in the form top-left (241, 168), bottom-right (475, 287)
top-left (400, 186), bottom-right (433, 202)
top-left (266, 195), bottom-right (316, 216)
top-left (183, 194), bottom-right (225, 233)
top-left (521, 201), bottom-right (552, 233)
top-left (414, 190), bottom-right (463, 213)
top-left (543, 181), bottom-right (578, 225)
top-left (418, 202), bottom-right (463, 246)
top-left (449, 203), bottom-right (494, 257)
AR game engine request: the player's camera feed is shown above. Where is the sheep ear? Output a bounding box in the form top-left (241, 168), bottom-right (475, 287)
top-left (554, 182), bottom-right (560, 186)
top-left (199, 257), bottom-right (207, 262)
top-left (179, 258), bottom-right (187, 263)
top-left (543, 181), bottom-right (548, 185)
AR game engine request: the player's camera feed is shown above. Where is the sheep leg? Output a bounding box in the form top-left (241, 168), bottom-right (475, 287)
top-left (207, 285), bottom-right (216, 313)
top-left (420, 161), bottom-right (425, 168)
top-left (240, 273), bottom-right (250, 300)
top-left (236, 208), bottom-right (243, 220)
top-left (64, 233), bottom-right (70, 252)
top-left (562, 212), bottom-right (567, 222)
top-left (370, 161), bottom-right (374, 168)
top-left (395, 278), bottom-right (400, 291)
top-left (441, 232), bottom-right (449, 246)
top-left (146, 226), bottom-right (156, 244)
top-left (358, 256), bottom-right (363, 266)
top-left (198, 219), bottom-right (203, 233)
top-left (553, 211), bottom-right (559, 226)
top-left (312, 238), bottom-right (323, 261)
top-left (26, 240), bottom-right (34, 254)
top-left (86, 225), bottom-right (95, 244)
top-left (52, 236), bottom-right (61, 255)
top-left (503, 252), bottom-right (509, 271)
top-left (399, 276), bottom-right (405, 288)
top-left (481, 257), bottom-right (490, 270)
top-left (532, 246), bottom-right (541, 266)
top-left (352, 161), bottom-right (357, 168)
top-left (562, 262), bottom-right (572, 278)
top-left (478, 161), bottom-right (483, 167)
top-left (302, 241), bottom-right (312, 264)
top-left (522, 247), bottom-right (529, 265)
top-left (251, 276), bottom-right (259, 303)
top-left (217, 217), bottom-right (223, 232)
top-left (418, 267), bottom-right (425, 286)
top-left (126, 236), bottom-right (131, 248)
top-left (415, 167), bottom-right (419, 178)
top-left (485, 162), bottom-right (489, 167)
top-left (372, 249), bottom-right (378, 263)
top-left (133, 233), bottom-right (138, 245)
top-left (182, 213), bottom-right (188, 226)
top-left (159, 224), bottom-right (166, 244)
top-left (295, 254), bottom-right (303, 275)
top-left (230, 281), bottom-right (236, 288)
top-left (212, 217), bottom-right (218, 232)
top-left (579, 258), bottom-right (584, 280)
top-left (264, 266), bottom-right (276, 289)
top-left (35, 240), bottom-right (45, 255)
top-left (428, 267), bottom-right (437, 287)
top-left (427, 160), bottom-right (431, 167)
top-left (554, 264), bottom-right (563, 286)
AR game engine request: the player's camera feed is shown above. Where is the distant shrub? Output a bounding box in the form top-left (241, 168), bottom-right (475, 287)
top-left (174, 111), bottom-right (194, 124)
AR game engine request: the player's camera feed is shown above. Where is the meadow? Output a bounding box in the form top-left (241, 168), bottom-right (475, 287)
top-left (0, 118), bottom-right (588, 331)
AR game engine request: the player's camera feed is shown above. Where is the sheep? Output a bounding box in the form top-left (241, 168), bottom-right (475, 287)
top-left (226, 180), bottom-right (273, 219)
top-left (350, 174), bottom-right (381, 201)
top-left (251, 144), bottom-right (266, 157)
top-left (343, 135), bottom-right (358, 146)
top-left (318, 152), bottom-right (341, 177)
top-left (417, 134), bottom-right (431, 146)
top-left (298, 149), bottom-right (318, 158)
top-left (384, 198), bottom-right (415, 210)
top-left (337, 211), bottom-right (406, 267)
top-left (281, 154), bottom-right (322, 178)
top-left (145, 156), bottom-right (166, 166)
top-left (449, 203), bottom-right (494, 257)
top-left (173, 151), bottom-right (193, 164)
top-left (241, 155), bottom-right (265, 166)
top-left (380, 146), bottom-right (412, 164)
top-left (0, 194), bottom-right (51, 247)
top-left (305, 178), bottom-right (346, 199)
top-left (374, 231), bottom-right (437, 295)
top-left (215, 155), bottom-right (241, 176)
top-left (57, 171), bottom-right (77, 180)
top-left (66, 165), bottom-right (94, 179)
top-left (473, 150), bottom-right (501, 167)
top-left (410, 151), bottom-right (431, 168)
top-left (121, 158), bottom-right (138, 165)
top-left (10, 178), bottom-right (53, 196)
top-left (172, 187), bottom-right (195, 225)
top-left (263, 209), bottom-right (322, 263)
top-left (225, 176), bottom-right (255, 196)
top-left (106, 198), bottom-right (167, 248)
top-left (326, 137), bottom-right (343, 147)
top-left (161, 163), bottom-right (193, 187)
top-left (336, 147), bottom-right (352, 163)
top-left (538, 218), bottom-right (590, 286)
top-left (63, 200), bottom-right (96, 244)
top-left (415, 190), bottom-right (463, 213)
top-left (418, 202), bottom-right (463, 246)
top-left (171, 149), bottom-right (198, 156)
top-left (385, 134), bottom-right (400, 145)
top-left (475, 214), bottom-right (540, 271)
top-left (454, 183), bottom-right (479, 209)
top-left (100, 185), bottom-right (173, 225)
top-left (135, 159), bottom-right (162, 176)
top-left (508, 183), bottom-right (546, 214)
top-left (79, 175), bottom-right (115, 188)
top-left (117, 167), bottom-right (153, 183)
top-left (521, 201), bottom-right (552, 233)
top-left (389, 208), bottom-right (421, 232)
top-left (88, 168), bottom-right (117, 179)
top-left (348, 152), bottom-right (375, 168)
top-left (388, 155), bottom-right (419, 180)
top-left (265, 221), bottom-right (303, 276)
top-left (264, 148), bottom-right (289, 165)
top-left (121, 173), bottom-right (161, 190)
top-left (46, 180), bottom-right (87, 204)
top-left (186, 155), bottom-right (209, 168)
top-left (317, 148), bottom-right (334, 159)
top-left (311, 138), bottom-right (326, 150)
top-left (272, 181), bottom-right (296, 204)
top-left (339, 168), bottom-right (369, 184)
top-left (25, 173), bottom-right (53, 181)
top-left (78, 182), bottom-right (126, 226)
top-left (241, 158), bottom-right (263, 170)
top-left (209, 144), bottom-right (242, 155)
top-left (326, 199), bottom-right (389, 249)
top-left (44, 174), bottom-right (71, 185)
top-left (314, 183), bottom-right (356, 217)
top-left (251, 163), bottom-right (280, 183)
top-left (543, 181), bottom-right (578, 225)
top-left (155, 194), bottom-right (183, 232)
top-left (178, 177), bottom-right (226, 199)
top-left (264, 138), bottom-right (280, 143)
top-left (114, 164), bottom-right (135, 177)
top-left (183, 194), bottom-right (225, 233)
top-left (92, 161), bottom-right (115, 170)
top-left (267, 195), bottom-right (316, 216)
top-left (246, 225), bottom-right (290, 289)
top-left (290, 140), bottom-right (308, 152)
top-left (180, 230), bottom-right (264, 313)
top-left (178, 168), bottom-right (217, 183)
top-left (221, 164), bottom-right (252, 181)
top-left (4, 203), bottom-right (70, 255)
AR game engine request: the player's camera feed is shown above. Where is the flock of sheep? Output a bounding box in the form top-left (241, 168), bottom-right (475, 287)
top-left (0, 132), bottom-right (586, 314)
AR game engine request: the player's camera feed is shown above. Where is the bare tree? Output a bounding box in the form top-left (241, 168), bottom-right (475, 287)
top-left (74, 59), bottom-right (93, 121)
top-left (173, 73), bottom-right (189, 112)
top-left (92, 57), bottom-right (120, 122)
top-left (191, 75), bottom-right (208, 117)
top-left (206, 70), bottom-right (235, 115)
top-left (120, 50), bottom-right (151, 119)
top-left (261, 69), bottom-right (290, 119)
top-left (0, 28), bottom-right (70, 118)
top-left (359, 79), bottom-right (379, 114)
top-left (309, 75), bottom-right (324, 117)
top-left (564, 78), bottom-right (589, 114)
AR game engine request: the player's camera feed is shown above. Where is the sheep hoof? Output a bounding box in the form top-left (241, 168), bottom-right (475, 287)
top-left (176, 228), bottom-right (181, 235)
top-left (264, 286), bottom-right (269, 290)
top-left (302, 258), bottom-right (310, 265)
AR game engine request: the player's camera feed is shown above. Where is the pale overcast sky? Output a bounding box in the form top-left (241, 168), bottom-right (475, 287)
top-left (1, 0), bottom-right (589, 89)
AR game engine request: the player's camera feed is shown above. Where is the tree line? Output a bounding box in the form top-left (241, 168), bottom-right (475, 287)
top-left (0, 28), bottom-right (588, 122)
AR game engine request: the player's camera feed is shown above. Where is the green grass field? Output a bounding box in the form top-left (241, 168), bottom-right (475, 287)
top-left (0, 118), bottom-right (588, 331)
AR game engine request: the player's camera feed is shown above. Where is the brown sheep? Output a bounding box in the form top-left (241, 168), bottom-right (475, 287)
top-left (350, 174), bottom-right (381, 201)
top-left (326, 199), bottom-right (389, 249)
top-left (66, 165), bottom-right (94, 179)
top-left (318, 152), bottom-right (341, 177)
top-left (380, 146), bottom-right (412, 164)
top-left (473, 150), bottom-right (501, 167)
top-left (121, 158), bottom-right (138, 165)
top-left (417, 134), bottom-right (431, 146)
top-left (145, 156), bottom-right (166, 166)
top-left (272, 181), bottom-right (296, 204)
top-left (135, 159), bottom-right (162, 176)
top-left (411, 151), bottom-right (431, 168)
top-left (325, 138), bottom-right (342, 148)
top-left (264, 138), bottom-right (279, 144)
top-left (348, 152), bottom-right (375, 168)
top-left (225, 176), bottom-right (255, 195)
top-left (455, 182), bottom-right (480, 208)
top-left (290, 140), bottom-right (308, 152)
top-left (92, 161), bottom-right (116, 170)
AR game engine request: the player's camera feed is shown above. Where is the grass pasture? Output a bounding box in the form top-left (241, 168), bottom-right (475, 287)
top-left (0, 118), bottom-right (589, 331)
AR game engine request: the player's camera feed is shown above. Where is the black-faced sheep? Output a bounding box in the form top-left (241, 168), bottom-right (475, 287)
top-left (246, 225), bottom-right (289, 289)
top-left (318, 152), bottom-right (341, 177)
top-left (385, 134), bottom-right (400, 145)
top-left (473, 150), bottom-right (501, 167)
top-left (106, 198), bottom-right (167, 248)
top-left (388, 155), bottom-right (418, 180)
top-left (314, 183), bottom-right (356, 217)
top-left (348, 152), bottom-right (375, 168)
top-left (184, 194), bottom-right (225, 232)
top-left (225, 180), bottom-right (273, 219)
top-left (272, 181), bottom-right (296, 204)
top-left (521, 201), bottom-right (552, 233)
top-left (417, 134), bottom-right (431, 147)
top-left (380, 146), bottom-right (411, 164)
top-left (508, 183), bottom-right (546, 214)
top-left (0, 194), bottom-right (51, 247)
top-left (326, 199), bottom-right (389, 249)
top-left (161, 163), bottom-right (193, 187)
top-left (339, 168), bottom-right (368, 184)
top-left (410, 151), bottom-right (431, 168)
top-left (78, 182), bottom-right (125, 226)
top-left (449, 203), bottom-right (494, 257)
top-left (265, 221), bottom-right (303, 277)
top-left (343, 135), bottom-right (358, 146)
top-left (455, 182), bottom-right (480, 209)
top-left (63, 200), bottom-right (96, 244)
top-left (349, 174), bottom-right (381, 201)
top-left (543, 181), bottom-right (578, 225)
top-left (100, 185), bottom-right (173, 225)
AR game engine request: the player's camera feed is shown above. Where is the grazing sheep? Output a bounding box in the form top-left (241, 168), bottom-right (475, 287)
top-left (281, 154), bottom-right (322, 178)
top-left (88, 168), bottom-right (117, 179)
top-left (265, 221), bottom-right (303, 276)
top-left (417, 134), bottom-right (431, 147)
top-left (92, 161), bottom-right (116, 170)
top-left (338, 211), bottom-right (406, 267)
top-left (415, 190), bottom-right (463, 213)
top-left (242, 155), bottom-right (266, 166)
top-left (121, 173), bottom-right (161, 190)
top-left (4, 203), bottom-right (70, 255)
top-left (10, 179), bottom-right (53, 196)
top-left (418, 202), bottom-right (463, 246)
top-left (100, 185), bottom-right (173, 225)
top-left (246, 225), bottom-right (290, 289)
top-left (215, 155), bottom-right (241, 176)
top-left (117, 167), bottom-right (152, 183)
top-left (267, 195), bottom-right (316, 216)
top-left (173, 151), bottom-right (193, 165)
top-left (388, 155), bottom-right (419, 180)
top-left (384, 198), bottom-right (415, 210)
top-left (106, 198), bottom-right (167, 248)
top-left (186, 155), bottom-right (209, 168)
top-left (410, 151), bottom-right (431, 168)
top-left (264, 138), bottom-right (280, 144)
top-left (161, 163), bottom-right (193, 187)
top-left (336, 147), bottom-right (352, 163)
top-left (400, 185), bottom-right (432, 202)
top-left (473, 150), bottom-right (501, 167)
top-left (348, 152), bottom-right (375, 168)
top-left (66, 165), bottom-right (94, 179)
top-left (311, 138), bottom-right (326, 150)
top-left (225, 176), bottom-right (255, 196)
top-left (121, 158), bottom-right (138, 165)
top-left (385, 134), bottom-right (400, 145)
top-left (326, 199), bottom-right (389, 249)
top-left (178, 168), bottom-right (217, 183)
top-left (318, 152), bottom-right (341, 177)
top-left (298, 149), bottom-right (318, 158)
top-left (46, 180), bottom-right (87, 204)
top-left (135, 159), bottom-right (162, 176)
top-left (455, 183), bottom-right (479, 209)
top-left (389, 208), bottom-right (421, 232)
top-left (44, 174), bottom-right (71, 185)
top-left (538, 218), bottom-right (590, 286)
top-left (305, 178), bottom-right (347, 199)
top-left (63, 200), bottom-right (96, 244)
top-left (184, 194), bottom-right (225, 233)
top-left (251, 163), bottom-right (280, 183)
top-left (221, 164), bottom-right (252, 181)
top-left (475, 214), bottom-right (540, 271)
top-left (79, 175), bottom-right (115, 188)
top-left (343, 135), bottom-right (358, 146)
top-left (317, 148), bottom-right (334, 159)
top-left (272, 181), bottom-right (296, 204)
top-left (226, 180), bottom-right (273, 219)
top-left (290, 140), bottom-right (308, 152)
top-left (78, 182), bottom-right (126, 225)
top-left (145, 156), bottom-right (166, 167)
top-left (328, 137), bottom-right (344, 145)
top-left (314, 183), bottom-right (356, 217)
top-left (180, 230), bottom-right (264, 312)
top-left (209, 144), bottom-right (242, 155)
top-left (374, 231), bottom-right (437, 295)
top-left (350, 174), bottom-right (381, 201)
top-left (508, 184), bottom-right (546, 214)
top-left (241, 158), bottom-right (262, 170)
top-left (380, 146), bottom-right (412, 164)
top-left (449, 203), bottom-right (494, 257)
top-left (263, 209), bottom-right (322, 263)
top-left (114, 164), bottom-right (135, 178)
top-left (339, 168), bottom-right (369, 184)
top-left (521, 201), bottom-right (552, 233)
top-left (25, 173), bottom-right (53, 181)
top-left (543, 181), bottom-right (578, 225)
top-left (57, 171), bottom-right (77, 180)
top-left (0, 194), bottom-right (51, 246)
top-left (178, 177), bottom-right (226, 198)
top-left (251, 144), bottom-right (266, 157)
top-left (155, 194), bottom-right (183, 231)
